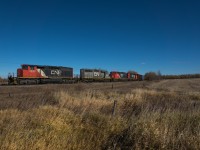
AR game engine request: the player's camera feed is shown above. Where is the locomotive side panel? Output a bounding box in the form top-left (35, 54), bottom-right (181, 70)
top-left (110, 72), bottom-right (127, 79)
top-left (17, 66), bottom-right (43, 78)
top-left (128, 73), bottom-right (138, 80)
top-left (80, 69), bottom-right (108, 79)
top-left (80, 69), bottom-right (93, 79)
top-left (38, 66), bottom-right (73, 78)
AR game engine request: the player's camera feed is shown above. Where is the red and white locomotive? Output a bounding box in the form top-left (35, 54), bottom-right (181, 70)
top-left (9, 64), bottom-right (73, 84)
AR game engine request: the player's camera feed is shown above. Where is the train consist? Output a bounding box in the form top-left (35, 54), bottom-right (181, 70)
top-left (8, 64), bottom-right (142, 84)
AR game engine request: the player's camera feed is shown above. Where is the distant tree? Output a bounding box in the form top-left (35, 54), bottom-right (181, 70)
top-left (0, 76), bottom-right (3, 83)
top-left (157, 70), bottom-right (162, 80)
top-left (0, 76), bottom-right (7, 84)
top-left (162, 74), bottom-right (200, 79)
top-left (144, 72), bottom-right (158, 81)
top-left (128, 70), bottom-right (138, 74)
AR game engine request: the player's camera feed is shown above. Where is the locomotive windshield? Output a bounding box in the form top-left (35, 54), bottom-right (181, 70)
top-left (22, 65), bottom-right (28, 70)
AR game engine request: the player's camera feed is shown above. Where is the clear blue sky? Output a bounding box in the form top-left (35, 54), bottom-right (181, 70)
top-left (0, 0), bottom-right (200, 77)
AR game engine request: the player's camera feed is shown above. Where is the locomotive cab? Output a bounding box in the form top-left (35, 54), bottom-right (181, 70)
top-left (17, 65), bottom-right (40, 78)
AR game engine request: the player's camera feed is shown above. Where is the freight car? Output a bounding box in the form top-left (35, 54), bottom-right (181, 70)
top-left (8, 64), bottom-right (74, 84)
top-left (8, 64), bottom-right (143, 84)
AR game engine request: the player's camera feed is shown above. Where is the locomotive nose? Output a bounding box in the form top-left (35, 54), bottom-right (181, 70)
top-left (17, 68), bottom-right (23, 77)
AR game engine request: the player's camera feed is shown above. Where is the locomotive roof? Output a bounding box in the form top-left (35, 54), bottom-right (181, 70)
top-left (21, 64), bottom-right (73, 69)
top-left (80, 68), bottom-right (108, 72)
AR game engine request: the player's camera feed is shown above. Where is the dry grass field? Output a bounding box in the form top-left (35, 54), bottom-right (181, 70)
top-left (0, 79), bottom-right (200, 150)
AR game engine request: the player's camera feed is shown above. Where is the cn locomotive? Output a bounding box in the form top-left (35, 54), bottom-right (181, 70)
top-left (8, 64), bottom-right (142, 84)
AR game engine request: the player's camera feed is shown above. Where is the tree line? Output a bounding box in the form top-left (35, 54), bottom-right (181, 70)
top-left (144, 71), bottom-right (200, 81)
top-left (0, 77), bottom-right (7, 83)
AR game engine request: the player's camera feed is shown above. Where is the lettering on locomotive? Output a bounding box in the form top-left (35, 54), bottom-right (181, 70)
top-left (94, 72), bottom-right (100, 77)
top-left (51, 70), bottom-right (62, 76)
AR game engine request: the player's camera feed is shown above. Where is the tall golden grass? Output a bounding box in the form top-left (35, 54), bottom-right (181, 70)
top-left (0, 85), bottom-right (200, 149)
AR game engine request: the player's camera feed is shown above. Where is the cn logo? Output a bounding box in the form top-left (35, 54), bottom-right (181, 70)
top-left (51, 70), bottom-right (62, 76)
top-left (94, 72), bottom-right (100, 77)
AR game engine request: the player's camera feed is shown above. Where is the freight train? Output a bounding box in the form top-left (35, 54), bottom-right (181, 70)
top-left (8, 64), bottom-right (143, 84)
